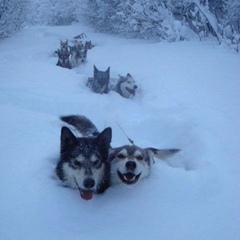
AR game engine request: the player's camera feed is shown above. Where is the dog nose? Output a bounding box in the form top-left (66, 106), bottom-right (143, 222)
top-left (126, 161), bottom-right (137, 171)
top-left (134, 85), bottom-right (137, 89)
top-left (83, 178), bottom-right (95, 189)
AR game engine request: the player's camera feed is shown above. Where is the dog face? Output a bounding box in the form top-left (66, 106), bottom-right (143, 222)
top-left (73, 39), bottom-right (84, 50)
top-left (109, 145), bottom-right (151, 185)
top-left (78, 49), bottom-right (87, 63)
top-left (92, 65), bottom-right (110, 94)
top-left (60, 40), bottom-right (69, 52)
top-left (56, 126), bottom-right (112, 200)
top-left (109, 146), bottom-right (180, 185)
top-left (117, 73), bottom-right (137, 98)
top-left (85, 41), bottom-right (94, 50)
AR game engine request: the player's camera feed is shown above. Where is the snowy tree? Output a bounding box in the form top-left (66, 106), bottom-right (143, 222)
top-left (84, 0), bottom-right (190, 41)
top-left (27, 0), bottom-right (84, 26)
top-left (0, 0), bottom-right (29, 39)
top-left (221, 0), bottom-right (240, 51)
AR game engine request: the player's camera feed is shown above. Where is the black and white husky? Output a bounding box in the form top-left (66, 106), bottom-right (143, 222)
top-left (56, 123), bottom-right (112, 200)
top-left (70, 39), bottom-right (88, 67)
top-left (86, 65), bottom-right (110, 94)
top-left (112, 73), bottom-right (137, 99)
top-left (60, 115), bottom-right (180, 186)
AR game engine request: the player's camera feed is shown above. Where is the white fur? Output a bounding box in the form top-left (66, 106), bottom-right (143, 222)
top-left (61, 156), bottom-right (105, 191)
top-left (111, 148), bottom-right (151, 185)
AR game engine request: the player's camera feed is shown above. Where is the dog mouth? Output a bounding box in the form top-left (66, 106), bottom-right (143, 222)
top-left (79, 189), bottom-right (93, 201)
top-left (74, 178), bottom-right (93, 201)
top-left (125, 87), bottom-right (136, 96)
top-left (117, 171), bottom-right (141, 185)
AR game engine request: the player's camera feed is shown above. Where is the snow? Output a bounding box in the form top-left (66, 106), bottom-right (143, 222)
top-left (0, 23), bottom-right (240, 240)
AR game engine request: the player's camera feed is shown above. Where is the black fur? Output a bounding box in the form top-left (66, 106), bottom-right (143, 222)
top-left (56, 125), bottom-right (112, 195)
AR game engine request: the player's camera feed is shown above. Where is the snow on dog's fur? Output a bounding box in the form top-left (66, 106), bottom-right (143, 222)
top-left (56, 123), bottom-right (112, 201)
top-left (60, 115), bottom-right (181, 186)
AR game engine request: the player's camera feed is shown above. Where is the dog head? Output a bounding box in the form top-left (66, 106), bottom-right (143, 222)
top-left (117, 73), bottom-right (137, 98)
top-left (85, 41), bottom-right (94, 50)
top-left (60, 40), bottom-right (69, 52)
top-left (56, 51), bottom-right (71, 69)
top-left (109, 145), bottom-right (151, 185)
top-left (77, 49), bottom-right (88, 63)
top-left (59, 126), bottom-right (112, 200)
top-left (73, 39), bottom-right (84, 50)
top-left (92, 65), bottom-right (110, 94)
top-left (110, 145), bottom-right (180, 185)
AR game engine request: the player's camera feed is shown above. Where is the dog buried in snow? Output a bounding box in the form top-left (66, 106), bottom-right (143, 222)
top-left (111, 73), bottom-right (137, 99)
top-left (55, 122), bottom-right (112, 200)
top-left (86, 65), bottom-right (137, 99)
top-left (57, 115), bottom-right (180, 192)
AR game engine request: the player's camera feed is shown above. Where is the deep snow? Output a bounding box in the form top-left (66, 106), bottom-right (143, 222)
top-left (0, 23), bottom-right (240, 240)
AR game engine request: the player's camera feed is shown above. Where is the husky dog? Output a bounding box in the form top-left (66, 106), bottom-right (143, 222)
top-left (56, 124), bottom-right (112, 200)
top-left (56, 50), bottom-right (72, 69)
top-left (84, 41), bottom-right (94, 50)
top-left (60, 115), bottom-right (181, 186)
top-left (112, 73), bottom-right (137, 99)
top-left (57, 40), bottom-right (70, 54)
top-left (70, 40), bottom-right (87, 67)
top-left (87, 65), bottom-right (110, 94)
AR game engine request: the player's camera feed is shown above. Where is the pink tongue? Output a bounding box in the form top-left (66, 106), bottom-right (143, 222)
top-left (80, 190), bottom-right (93, 200)
top-left (125, 173), bottom-right (135, 181)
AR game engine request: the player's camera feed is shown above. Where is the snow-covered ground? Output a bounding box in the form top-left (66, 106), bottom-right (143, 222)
top-left (0, 23), bottom-right (240, 240)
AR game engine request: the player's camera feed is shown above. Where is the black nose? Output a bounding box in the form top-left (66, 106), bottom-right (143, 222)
top-left (125, 161), bottom-right (137, 171)
top-left (83, 178), bottom-right (95, 189)
top-left (134, 85), bottom-right (137, 89)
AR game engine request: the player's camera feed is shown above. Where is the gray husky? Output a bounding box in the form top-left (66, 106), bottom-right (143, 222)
top-left (56, 123), bottom-right (112, 200)
top-left (86, 65), bottom-right (110, 94)
top-left (60, 115), bottom-right (180, 186)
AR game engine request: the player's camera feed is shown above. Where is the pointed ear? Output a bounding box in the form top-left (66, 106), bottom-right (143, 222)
top-left (60, 126), bottom-right (77, 153)
top-left (94, 127), bottom-right (112, 149)
top-left (94, 65), bottom-right (97, 71)
top-left (106, 67), bottom-right (110, 77)
top-left (127, 73), bottom-right (132, 78)
top-left (146, 147), bottom-right (181, 160)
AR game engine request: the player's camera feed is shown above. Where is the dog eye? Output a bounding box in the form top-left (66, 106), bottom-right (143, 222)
top-left (117, 153), bottom-right (126, 159)
top-left (135, 155), bottom-right (144, 160)
top-left (73, 160), bottom-right (82, 167)
top-left (92, 160), bottom-right (101, 167)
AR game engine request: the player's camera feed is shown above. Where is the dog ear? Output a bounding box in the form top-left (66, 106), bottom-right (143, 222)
top-left (94, 127), bottom-right (112, 151)
top-left (106, 67), bottom-right (110, 77)
top-left (127, 73), bottom-right (132, 78)
top-left (60, 126), bottom-right (78, 153)
top-left (146, 147), bottom-right (181, 160)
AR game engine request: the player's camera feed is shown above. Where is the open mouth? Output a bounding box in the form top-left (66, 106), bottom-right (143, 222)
top-left (74, 178), bottom-right (93, 201)
top-left (125, 87), bottom-right (135, 96)
top-left (79, 189), bottom-right (93, 200)
top-left (117, 171), bottom-right (141, 185)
